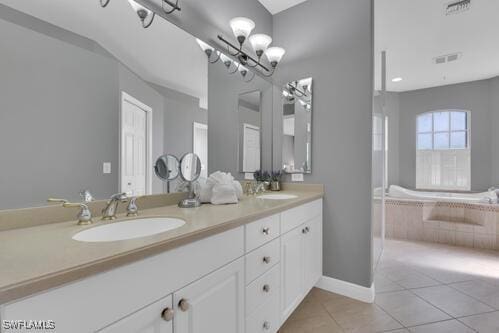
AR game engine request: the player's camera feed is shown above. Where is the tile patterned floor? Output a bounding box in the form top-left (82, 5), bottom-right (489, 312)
top-left (280, 239), bottom-right (499, 332)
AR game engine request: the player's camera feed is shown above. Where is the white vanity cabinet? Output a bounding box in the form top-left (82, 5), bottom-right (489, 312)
top-left (0, 199), bottom-right (322, 333)
top-left (281, 201), bottom-right (323, 323)
top-left (100, 296), bottom-right (174, 333)
top-left (173, 258), bottom-right (245, 333)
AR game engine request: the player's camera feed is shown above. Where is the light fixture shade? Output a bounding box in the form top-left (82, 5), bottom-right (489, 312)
top-left (196, 39), bottom-right (214, 53)
top-left (249, 34), bottom-right (272, 54)
top-left (127, 0), bottom-right (150, 13)
top-left (220, 53), bottom-right (232, 66)
top-left (265, 47), bottom-right (285, 65)
top-left (229, 17), bottom-right (255, 41)
top-left (238, 65), bottom-right (248, 75)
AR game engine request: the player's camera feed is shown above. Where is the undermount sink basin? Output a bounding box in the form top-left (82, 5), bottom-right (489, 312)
top-left (72, 217), bottom-right (185, 242)
top-left (257, 194), bottom-right (298, 200)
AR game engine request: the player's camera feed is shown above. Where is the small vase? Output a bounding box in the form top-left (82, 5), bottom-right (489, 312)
top-left (270, 181), bottom-right (281, 191)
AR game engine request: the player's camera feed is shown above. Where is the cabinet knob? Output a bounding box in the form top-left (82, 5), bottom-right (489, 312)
top-left (262, 227), bottom-right (270, 235)
top-left (262, 256), bottom-right (271, 264)
top-left (302, 226), bottom-right (310, 234)
top-left (263, 321), bottom-right (271, 330)
top-left (161, 307), bottom-right (174, 321)
top-left (262, 284), bottom-right (270, 293)
top-left (178, 298), bottom-right (190, 312)
top-left (306, 226), bottom-right (310, 233)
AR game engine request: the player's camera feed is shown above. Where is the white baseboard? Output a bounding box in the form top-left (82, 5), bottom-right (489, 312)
top-left (315, 275), bottom-right (375, 303)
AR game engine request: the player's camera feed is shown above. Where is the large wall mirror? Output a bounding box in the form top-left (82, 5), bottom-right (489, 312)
top-left (0, 1), bottom-right (273, 210)
top-left (281, 78), bottom-right (313, 174)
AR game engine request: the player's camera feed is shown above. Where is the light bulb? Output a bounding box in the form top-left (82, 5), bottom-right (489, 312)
top-left (229, 17), bottom-right (255, 45)
top-left (265, 47), bottom-right (285, 67)
top-left (249, 34), bottom-right (272, 58)
top-left (128, 0), bottom-right (149, 13)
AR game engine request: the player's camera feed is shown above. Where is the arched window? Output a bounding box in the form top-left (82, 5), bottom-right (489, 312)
top-left (416, 110), bottom-right (470, 190)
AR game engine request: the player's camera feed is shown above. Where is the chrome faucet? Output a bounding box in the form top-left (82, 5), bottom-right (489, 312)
top-left (48, 198), bottom-right (93, 225)
top-left (488, 186), bottom-right (499, 203)
top-left (255, 182), bottom-right (266, 194)
top-left (102, 193), bottom-right (128, 220)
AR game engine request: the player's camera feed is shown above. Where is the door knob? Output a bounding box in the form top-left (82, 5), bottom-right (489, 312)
top-left (178, 298), bottom-right (190, 312)
top-left (263, 256), bottom-right (271, 264)
top-left (161, 307), bottom-right (174, 321)
top-left (262, 227), bottom-right (270, 235)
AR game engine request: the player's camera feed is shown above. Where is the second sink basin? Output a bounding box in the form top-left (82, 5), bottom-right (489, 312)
top-left (72, 217), bottom-right (185, 242)
top-left (257, 194), bottom-right (298, 200)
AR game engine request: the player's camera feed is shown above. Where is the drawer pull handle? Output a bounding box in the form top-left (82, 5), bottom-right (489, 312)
top-left (262, 284), bottom-right (270, 292)
top-left (262, 227), bottom-right (270, 235)
top-left (302, 227), bottom-right (310, 234)
top-left (161, 307), bottom-right (174, 321)
top-left (178, 299), bottom-right (190, 312)
top-left (263, 256), bottom-right (271, 264)
top-left (263, 321), bottom-right (271, 330)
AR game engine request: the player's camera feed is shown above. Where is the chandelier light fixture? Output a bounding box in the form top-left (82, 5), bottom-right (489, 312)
top-left (196, 17), bottom-right (285, 82)
top-left (100, 0), bottom-right (181, 28)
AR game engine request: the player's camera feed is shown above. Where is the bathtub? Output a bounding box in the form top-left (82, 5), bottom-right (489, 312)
top-left (388, 185), bottom-right (495, 203)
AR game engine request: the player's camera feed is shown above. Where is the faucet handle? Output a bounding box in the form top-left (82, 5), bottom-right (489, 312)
top-left (109, 192), bottom-right (128, 202)
top-left (63, 202), bottom-right (93, 225)
top-left (47, 198), bottom-right (68, 204)
top-left (127, 197), bottom-right (139, 217)
top-left (80, 189), bottom-right (94, 203)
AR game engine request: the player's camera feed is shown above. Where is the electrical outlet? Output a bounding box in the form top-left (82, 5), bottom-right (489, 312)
top-left (245, 173), bottom-right (254, 180)
top-left (292, 173), bottom-right (304, 182)
top-left (103, 162), bottom-right (111, 174)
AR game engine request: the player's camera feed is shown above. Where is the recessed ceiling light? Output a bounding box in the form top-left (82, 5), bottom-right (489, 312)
top-left (392, 77), bottom-right (403, 82)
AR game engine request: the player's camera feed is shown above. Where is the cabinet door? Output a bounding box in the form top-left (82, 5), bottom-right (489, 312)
top-left (174, 258), bottom-right (245, 333)
top-left (303, 216), bottom-right (323, 292)
top-left (99, 295), bottom-right (173, 333)
top-left (280, 226), bottom-right (304, 322)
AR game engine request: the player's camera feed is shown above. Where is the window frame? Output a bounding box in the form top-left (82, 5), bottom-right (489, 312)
top-left (415, 110), bottom-right (471, 191)
top-left (416, 110), bottom-right (471, 151)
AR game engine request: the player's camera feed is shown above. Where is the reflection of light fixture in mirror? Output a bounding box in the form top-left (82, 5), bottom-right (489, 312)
top-left (127, 0), bottom-right (155, 28)
top-left (392, 77), bottom-right (403, 82)
top-left (220, 53), bottom-right (233, 68)
top-left (238, 65), bottom-right (255, 82)
top-left (196, 39), bottom-right (221, 63)
top-left (217, 17), bottom-right (285, 77)
top-left (100, 0), bottom-right (180, 23)
top-left (299, 99), bottom-right (311, 111)
top-left (287, 81), bottom-right (308, 97)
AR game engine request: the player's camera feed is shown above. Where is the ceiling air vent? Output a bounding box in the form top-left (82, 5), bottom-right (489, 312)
top-left (445, 0), bottom-right (471, 15)
top-left (434, 53), bottom-right (462, 64)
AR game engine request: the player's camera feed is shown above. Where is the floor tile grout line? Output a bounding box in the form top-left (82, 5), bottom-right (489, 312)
top-left (317, 300), bottom-right (345, 332)
top-left (446, 281), bottom-right (499, 310)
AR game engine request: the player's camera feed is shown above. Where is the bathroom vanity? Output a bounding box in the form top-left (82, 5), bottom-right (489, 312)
top-left (0, 189), bottom-right (323, 333)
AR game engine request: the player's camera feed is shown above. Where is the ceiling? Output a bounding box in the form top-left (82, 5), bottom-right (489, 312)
top-left (257, 0), bottom-right (308, 15)
top-left (375, 0), bottom-right (499, 92)
top-left (0, 0), bottom-right (208, 107)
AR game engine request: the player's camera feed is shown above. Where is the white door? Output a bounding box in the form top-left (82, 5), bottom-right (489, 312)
top-left (303, 216), bottom-right (323, 291)
top-left (243, 123), bottom-right (260, 172)
top-left (174, 258), bottom-right (245, 333)
top-left (99, 295), bottom-right (173, 333)
top-left (280, 227), bottom-right (304, 322)
top-left (121, 94), bottom-right (150, 196)
top-left (193, 122), bottom-right (208, 179)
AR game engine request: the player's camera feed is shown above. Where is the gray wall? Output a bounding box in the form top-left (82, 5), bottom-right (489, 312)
top-left (0, 17), bottom-right (120, 209)
top-left (491, 77), bottom-right (499, 186)
top-left (0, 12), bottom-right (208, 209)
top-left (208, 64), bottom-right (273, 179)
top-left (397, 79), bottom-right (495, 191)
top-left (273, 0), bottom-right (374, 287)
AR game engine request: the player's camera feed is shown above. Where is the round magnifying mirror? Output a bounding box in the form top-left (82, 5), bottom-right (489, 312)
top-left (154, 154), bottom-right (180, 181)
top-left (179, 153), bottom-right (202, 182)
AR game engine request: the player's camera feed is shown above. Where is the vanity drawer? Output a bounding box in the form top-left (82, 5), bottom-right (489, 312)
top-left (281, 199), bottom-right (322, 234)
top-left (245, 293), bottom-right (280, 333)
top-left (245, 214), bottom-right (280, 252)
top-left (246, 263), bottom-right (280, 316)
top-left (245, 238), bottom-right (280, 284)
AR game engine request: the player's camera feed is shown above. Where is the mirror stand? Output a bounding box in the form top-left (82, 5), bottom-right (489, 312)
top-left (178, 182), bottom-right (201, 208)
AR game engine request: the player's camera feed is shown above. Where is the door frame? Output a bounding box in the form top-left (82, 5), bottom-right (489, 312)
top-left (193, 122), bottom-right (208, 178)
top-left (242, 123), bottom-right (260, 172)
top-left (120, 91), bottom-right (153, 195)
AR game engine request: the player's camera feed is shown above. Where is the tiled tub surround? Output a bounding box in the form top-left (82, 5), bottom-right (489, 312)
top-left (386, 198), bottom-right (499, 250)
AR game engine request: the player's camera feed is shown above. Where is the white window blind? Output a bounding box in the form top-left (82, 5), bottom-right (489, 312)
top-left (416, 110), bottom-right (470, 191)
